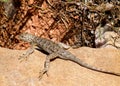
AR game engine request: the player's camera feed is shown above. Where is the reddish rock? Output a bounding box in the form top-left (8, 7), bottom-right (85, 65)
top-left (0, 47), bottom-right (120, 86)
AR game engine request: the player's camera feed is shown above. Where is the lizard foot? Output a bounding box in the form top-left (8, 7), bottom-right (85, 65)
top-left (38, 69), bottom-right (48, 80)
top-left (18, 53), bottom-right (29, 62)
top-left (18, 47), bottom-right (34, 62)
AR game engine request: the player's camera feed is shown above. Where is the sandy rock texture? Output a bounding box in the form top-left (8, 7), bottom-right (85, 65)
top-left (0, 47), bottom-right (120, 86)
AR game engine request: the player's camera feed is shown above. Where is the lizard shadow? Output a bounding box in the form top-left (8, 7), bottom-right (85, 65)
top-left (35, 48), bottom-right (56, 61)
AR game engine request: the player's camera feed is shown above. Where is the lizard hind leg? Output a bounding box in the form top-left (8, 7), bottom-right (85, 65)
top-left (39, 53), bottom-right (58, 80)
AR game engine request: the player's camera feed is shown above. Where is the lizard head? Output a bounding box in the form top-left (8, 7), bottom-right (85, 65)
top-left (18, 33), bottom-right (36, 43)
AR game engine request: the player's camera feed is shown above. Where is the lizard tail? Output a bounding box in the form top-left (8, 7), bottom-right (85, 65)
top-left (69, 55), bottom-right (120, 76)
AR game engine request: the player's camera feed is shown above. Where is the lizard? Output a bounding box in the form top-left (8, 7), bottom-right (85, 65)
top-left (18, 33), bottom-right (120, 79)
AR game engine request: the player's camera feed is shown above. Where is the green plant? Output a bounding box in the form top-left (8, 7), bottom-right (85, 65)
top-left (0, 0), bottom-right (8, 2)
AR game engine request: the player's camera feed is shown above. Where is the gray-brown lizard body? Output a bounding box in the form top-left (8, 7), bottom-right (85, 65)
top-left (19, 33), bottom-right (120, 79)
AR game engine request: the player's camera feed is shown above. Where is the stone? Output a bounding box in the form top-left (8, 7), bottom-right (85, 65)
top-left (0, 47), bottom-right (120, 86)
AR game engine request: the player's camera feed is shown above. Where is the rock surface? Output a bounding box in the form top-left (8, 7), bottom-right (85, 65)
top-left (0, 47), bottom-right (120, 86)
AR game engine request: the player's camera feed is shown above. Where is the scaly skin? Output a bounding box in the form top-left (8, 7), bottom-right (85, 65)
top-left (19, 33), bottom-right (120, 79)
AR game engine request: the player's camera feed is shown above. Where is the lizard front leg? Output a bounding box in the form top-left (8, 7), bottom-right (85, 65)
top-left (39, 53), bottom-right (58, 79)
top-left (19, 46), bottom-right (34, 62)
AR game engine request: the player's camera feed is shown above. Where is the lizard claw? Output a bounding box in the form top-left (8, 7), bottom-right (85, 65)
top-left (18, 54), bottom-right (28, 62)
top-left (38, 69), bottom-right (48, 80)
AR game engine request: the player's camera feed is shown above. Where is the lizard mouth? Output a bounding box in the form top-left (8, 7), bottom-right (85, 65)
top-left (18, 34), bottom-right (24, 40)
top-left (18, 33), bottom-right (28, 41)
